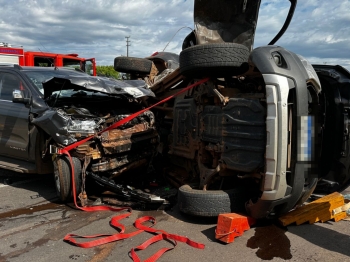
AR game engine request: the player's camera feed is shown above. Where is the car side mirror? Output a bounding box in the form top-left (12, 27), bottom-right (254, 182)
top-left (12, 89), bottom-right (30, 104)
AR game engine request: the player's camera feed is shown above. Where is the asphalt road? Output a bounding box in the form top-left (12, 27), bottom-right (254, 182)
top-left (1, 170), bottom-right (350, 262)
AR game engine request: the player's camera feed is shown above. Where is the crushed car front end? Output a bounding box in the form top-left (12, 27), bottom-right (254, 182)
top-left (25, 69), bottom-right (159, 202)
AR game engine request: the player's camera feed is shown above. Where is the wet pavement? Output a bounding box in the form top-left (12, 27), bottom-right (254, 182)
top-left (1, 170), bottom-right (350, 262)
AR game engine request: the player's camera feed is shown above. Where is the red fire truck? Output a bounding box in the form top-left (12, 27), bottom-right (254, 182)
top-left (0, 43), bottom-right (96, 76)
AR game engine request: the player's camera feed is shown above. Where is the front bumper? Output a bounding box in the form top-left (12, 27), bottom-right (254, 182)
top-left (246, 46), bottom-right (319, 218)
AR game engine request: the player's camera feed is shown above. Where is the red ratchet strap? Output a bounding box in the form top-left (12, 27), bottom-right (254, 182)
top-left (130, 216), bottom-right (205, 262)
top-left (61, 78), bottom-right (209, 261)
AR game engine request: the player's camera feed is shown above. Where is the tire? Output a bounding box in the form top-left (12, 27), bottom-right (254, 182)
top-left (179, 43), bottom-right (250, 77)
top-left (114, 57), bottom-right (153, 74)
top-left (54, 156), bottom-right (82, 202)
top-left (178, 185), bottom-right (248, 217)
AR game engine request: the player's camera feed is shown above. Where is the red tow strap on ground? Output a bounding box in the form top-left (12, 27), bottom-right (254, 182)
top-left (60, 78), bottom-right (209, 261)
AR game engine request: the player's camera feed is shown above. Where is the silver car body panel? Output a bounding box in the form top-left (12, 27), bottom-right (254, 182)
top-left (262, 74), bottom-right (290, 201)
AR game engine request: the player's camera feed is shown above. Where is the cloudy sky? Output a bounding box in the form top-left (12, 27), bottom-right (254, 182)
top-left (1, 0), bottom-right (350, 69)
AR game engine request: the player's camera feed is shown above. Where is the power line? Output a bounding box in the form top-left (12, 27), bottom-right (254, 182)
top-left (162, 26), bottom-right (193, 52)
top-left (125, 36), bottom-right (131, 57)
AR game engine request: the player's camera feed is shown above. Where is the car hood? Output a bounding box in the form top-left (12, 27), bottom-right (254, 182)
top-left (42, 75), bottom-right (155, 99)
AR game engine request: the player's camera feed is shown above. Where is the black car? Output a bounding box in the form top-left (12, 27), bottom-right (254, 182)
top-left (0, 65), bottom-right (158, 202)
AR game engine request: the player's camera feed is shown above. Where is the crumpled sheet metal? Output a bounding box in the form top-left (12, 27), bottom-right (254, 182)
top-left (32, 109), bottom-right (75, 146)
top-left (43, 76), bottom-right (155, 99)
top-left (194, 0), bottom-right (261, 50)
top-left (145, 52), bottom-right (180, 70)
top-left (34, 75), bottom-right (157, 146)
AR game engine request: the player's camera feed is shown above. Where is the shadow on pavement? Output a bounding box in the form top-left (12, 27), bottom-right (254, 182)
top-left (200, 225), bottom-right (217, 242)
top-left (0, 169), bottom-right (58, 203)
top-left (247, 223), bottom-right (292, 260)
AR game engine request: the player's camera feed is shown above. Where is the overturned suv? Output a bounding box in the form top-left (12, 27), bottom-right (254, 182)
top-left (114, 0), bottom-right (348, 219)
top-left (0, 65), bottom-right (158, 202)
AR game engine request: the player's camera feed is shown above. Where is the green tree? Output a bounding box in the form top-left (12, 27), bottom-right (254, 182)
top-left (96, 65), bottom-right (120, 79)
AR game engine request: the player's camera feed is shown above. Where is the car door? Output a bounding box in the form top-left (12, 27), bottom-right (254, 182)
top-left (0, 71), bottom-right (30, 160)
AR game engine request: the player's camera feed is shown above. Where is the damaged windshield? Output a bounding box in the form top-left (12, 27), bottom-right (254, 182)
top-left (23, 68), bottom-right (155, 103)
top-left (23, 69), bottom-right (87, 94)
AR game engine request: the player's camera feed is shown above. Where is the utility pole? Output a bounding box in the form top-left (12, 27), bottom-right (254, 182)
top-left (125, 36), bottom-right (131, 57)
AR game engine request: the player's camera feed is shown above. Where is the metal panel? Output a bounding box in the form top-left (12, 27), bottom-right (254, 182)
top-left (0, 55), bottom-right (19, 64)
top-left (170, 98), bottom-right (198, 159)
top-left (261, 74), bottom-right (289, 201)
top-left (202, 98), bottom-right (265, 172)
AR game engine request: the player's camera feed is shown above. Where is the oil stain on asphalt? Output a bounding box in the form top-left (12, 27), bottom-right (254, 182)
top-left (0, 201), bottom-right (114, 261)
top-left (247, 224), bottom-right (292, 260)
top-left (0, 202), bottom-right (65, 219)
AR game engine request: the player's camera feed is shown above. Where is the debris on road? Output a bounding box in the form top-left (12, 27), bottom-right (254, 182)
top-left (332, 199), bottom-right (350, 216)
top-left (278, 192), bottom-right (349, 226)
top-left (215, 213), bottom-right (256, 244)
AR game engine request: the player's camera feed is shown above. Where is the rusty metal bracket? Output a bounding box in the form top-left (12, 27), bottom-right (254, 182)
top-left (150, 68), bottom-right (185, 95)
top-left (213, 89), bottom-right (229, 106)
top-left (198, 158), bottom-right (221, 190)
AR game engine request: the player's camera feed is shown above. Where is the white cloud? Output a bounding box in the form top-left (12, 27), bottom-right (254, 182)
top-left (0, 0), bottom-right (349, 70)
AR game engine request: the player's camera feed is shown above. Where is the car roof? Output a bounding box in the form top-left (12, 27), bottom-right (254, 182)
top-left (0, 65), bottom-right (83, 72)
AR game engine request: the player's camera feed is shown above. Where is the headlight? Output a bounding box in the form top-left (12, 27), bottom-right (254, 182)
top-left (67, 120), bottom-right (97, 137)
top-left (123, 87), bottom-right (145, 98)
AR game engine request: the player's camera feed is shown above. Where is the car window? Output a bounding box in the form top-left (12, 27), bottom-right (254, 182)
top-left (0, 72), bottom-right (21, 101)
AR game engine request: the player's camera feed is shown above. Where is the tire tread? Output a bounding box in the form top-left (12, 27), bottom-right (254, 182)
top-left (179, 43), bottom-right (250, 77)
top-left (114, 57), bottom-right (152, 74)
top-left (178, 185), bottom-right (248, 217)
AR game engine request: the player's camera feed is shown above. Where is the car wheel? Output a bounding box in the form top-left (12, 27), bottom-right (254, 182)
top-left (54, 156), bottom-right (82, 202)
top-left (114, 57), bottom-right (153, 74)
top-left (179, 43), bottom-right (250, 77)
top-left (178, 185), bottom-right (248, 217)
